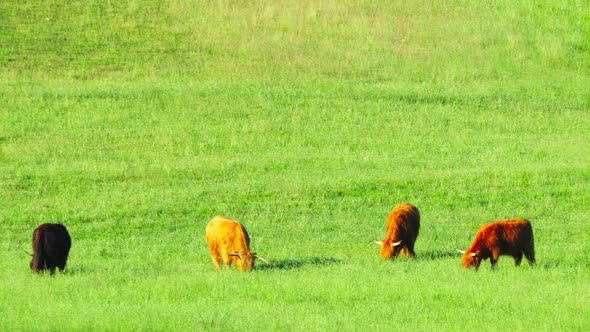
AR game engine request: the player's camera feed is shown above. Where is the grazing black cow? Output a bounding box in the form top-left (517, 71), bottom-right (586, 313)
top-left (30, 223), bottom-right (71, 274)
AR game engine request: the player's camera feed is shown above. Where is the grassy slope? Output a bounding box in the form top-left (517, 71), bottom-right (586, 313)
top-left (1, 1), bottom-right (589, 330)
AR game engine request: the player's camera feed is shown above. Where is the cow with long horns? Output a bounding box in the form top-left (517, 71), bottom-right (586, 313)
top-left (374, 203), bottom-right (420, 259)
top-left (29, 223), bottom-right (71, 274)
top-left (458, 218), bottom-right (535, 270)
top-left (205, 216), bottom-right (268, 271)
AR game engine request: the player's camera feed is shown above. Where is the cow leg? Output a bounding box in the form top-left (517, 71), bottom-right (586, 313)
top-left (209, 249), bottom-right (222, 270)
top-left (221, 250), bottom-right (233, 269)
top-left (490, 250), bottom-right (500, 269)
top-left (524, 248), bottom-right (536, 266)
top-left (46, 256), bottom-right (58, 274)
top-left (212, 257), bottom-right (222, 270)
top-left (399, 247), bottom-right (408, 257)
top-left (407, 242), bottom-right (416, 257)
top-left (490, 258), bottom-right (498, 269)
top-left (57, 258), bottom-right (67, 272)
top-left (513, 252), bottom-right (523, 266)
top-left (39, 257), bottom-right (49, 273)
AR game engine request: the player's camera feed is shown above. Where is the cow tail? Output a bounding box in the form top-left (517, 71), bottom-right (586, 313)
top-left (524, 222), bottom-right (536, 264)
top-left (527, 229), bottom-right (536, 264)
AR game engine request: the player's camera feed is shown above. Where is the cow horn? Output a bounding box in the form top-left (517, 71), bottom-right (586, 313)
top-left (372, 241), bottom-right (383, 246)
top-left (24, 250), bottom-right (33, 257)
top-left (229, 253), bottom-right (242, 259)
top-left (391, 240), bottom-right (402, 247)
top-left (470, 252), bottom-right (478, 257)
top-left (253, 254), bottom-right (269, 264)
top-left (456, 249), bottom-right (466, 254)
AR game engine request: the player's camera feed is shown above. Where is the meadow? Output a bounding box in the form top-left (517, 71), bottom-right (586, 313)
top-left (1, 1), bottom-right (589, 330)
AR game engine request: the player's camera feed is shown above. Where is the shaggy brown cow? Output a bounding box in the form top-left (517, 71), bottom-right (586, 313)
top-left (205, 216), bottom-right (268, 271)
top-left (30, 223), bottom-right (71, 274)
top-left (458, 218), bottom-right (535, 270)
top-left (374, 203), bottom-right (420, 259)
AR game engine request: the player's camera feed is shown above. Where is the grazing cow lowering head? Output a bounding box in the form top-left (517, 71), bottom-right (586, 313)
top-left (30, 223), bottom-right (71, 274)
top-left (205, 216), bottom-right (268, 271)
top-left (458, 218), bottom-right (535, 270)
top-left (374, 203), bottom-right (420, 259)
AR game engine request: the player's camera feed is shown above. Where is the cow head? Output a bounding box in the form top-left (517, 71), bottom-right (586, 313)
top-left (229, 252), bottom-right (269, 271)
top-left (27, 250), bottom-right (42, 272)
top-left (374, 240), bottom-right (403, 259)
top-left (25, 251), bottom-right (34, 269)
top-left (457, 249), bottom-right (481, 269)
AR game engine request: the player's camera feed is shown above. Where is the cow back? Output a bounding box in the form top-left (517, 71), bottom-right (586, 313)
top-left (206, 216), bottom-right (251, 252)
top-left (385, 203), bottom-right (420, 241)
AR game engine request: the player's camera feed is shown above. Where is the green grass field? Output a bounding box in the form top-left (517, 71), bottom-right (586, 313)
top-left (1, 1), bottom-right (589, 330)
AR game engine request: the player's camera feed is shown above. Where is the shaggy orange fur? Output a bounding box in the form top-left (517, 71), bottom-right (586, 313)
top-left (461, 218), bottom-right (535, 270)
top-left (205, 216), bottom-right (265, 271)
top-left (379, 203), bottom-right (420, 259)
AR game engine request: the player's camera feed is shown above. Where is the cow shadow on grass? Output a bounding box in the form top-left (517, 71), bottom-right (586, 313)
top-left (257, 257), bottom-right (342, 271)
top-left (416, 250), bottom-right (461, 261)
top-left (60, 266), bottom-right (94, 276)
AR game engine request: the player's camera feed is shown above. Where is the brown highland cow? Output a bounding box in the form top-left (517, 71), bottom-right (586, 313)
top-left (374, 203), bottom-right (420, 259)
top-left (30, 223), bottom-right (71, 274)
top-left (458, 218), bottom-right (535, 270)
top-left (205, 216), bottom-right (268, 271)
